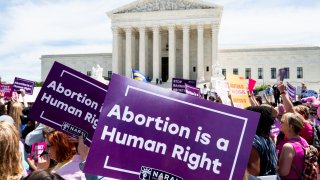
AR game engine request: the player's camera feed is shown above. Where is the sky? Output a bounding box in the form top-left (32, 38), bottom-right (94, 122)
top-left (0, 0), bottom-right (319, 83)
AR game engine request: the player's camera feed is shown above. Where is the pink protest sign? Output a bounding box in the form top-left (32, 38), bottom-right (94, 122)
top-left (248, 78), bottom-right (256, 94)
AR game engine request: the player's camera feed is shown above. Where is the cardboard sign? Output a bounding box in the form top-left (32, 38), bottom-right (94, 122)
top-left (28, 62), bottom-right (108, 144)
top-left (277, 68), bottom-right (286, 82)
top-left (84, 74), bottom-right (260, 179)
top-left (185, 84), bottom-right (200, 97)
top-left (226, 74), bottom-right (250, 109)
top-left (13, 77), bottom-right (35, 95)
top-left (172, 78), bottom-right (196, 94)
top-left (29, 142), bottom-right (46, 162)
top-left (248, 78), bottom-right (256, 94)
top-left (0, 84), bottom-right (13, 101)
top-left (212, 79), bottom-right (231, 106)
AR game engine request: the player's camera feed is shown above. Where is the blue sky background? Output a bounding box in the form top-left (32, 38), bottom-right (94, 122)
top-left (0, 0), bottom-right (319, 83)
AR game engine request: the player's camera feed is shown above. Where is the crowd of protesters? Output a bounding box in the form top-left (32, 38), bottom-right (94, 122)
top-left (1, 80), bottom-right (320, 179)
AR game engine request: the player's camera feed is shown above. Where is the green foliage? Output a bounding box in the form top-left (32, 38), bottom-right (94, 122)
top-left (35, 81), bottom-right (44, 87)
top-left (255, 84), bottom-right (268, 93)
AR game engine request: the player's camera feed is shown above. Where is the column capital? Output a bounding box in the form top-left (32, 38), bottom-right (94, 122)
top-left (211, 23), bottom-right (220, 30)
top-left (124, 26), bottom-right (132, 33)
top-left (151, 25), bottom-right (160, 32)
top-left (167, 24), bottom-right (175, 31)
top-left (138, 25), bottom-right (146, 32)
top-left (182, 24), bottom-right (190, 31)
top-left (112, 26), bottom-right (120, 34)
top-left (197, 24), bottom-right (204, 30)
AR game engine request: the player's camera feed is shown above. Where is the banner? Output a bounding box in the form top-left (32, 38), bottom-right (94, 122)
top-left (286, 82), bottom-right (296, 101)
top-left (212, 79), bottom-right (231, 106)
top-left (132, 69), bottom-right (147, 82)
top-left (185, 84), bottom-right (200, 97)
top-left (13, 77), bottom-right (35, 95)
top-left (28, 62), bottom-right (108, 144)
top-left (226, 74), bottom-right (250, 109)
top-left (248, 78), bottom-right (256, 94)
top-left (0, 84), bottom-right (13, 101)
top-left (84, 74), bottom-right (260, 179)
top-left (172, 78), bottom-right (196, 94)
top-left (302, 90), bottom-right (318, 98)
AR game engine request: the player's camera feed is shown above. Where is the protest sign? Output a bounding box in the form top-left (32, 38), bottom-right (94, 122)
top-left (185, 83), bottom-right (200, 97)
top-left (277, 68), bottom-right (286, 82)
top-left (212, 79), bottom-right (231, 106)
top-left (84, 74), bottom-right (260, 179)
top-left (0, 84), bottom-right (13, 101)
top-left (13, 77), bottom-right (35, 95)
top-left (248, 78), bottom-right (256, 94)
top-left (29, 142), bottom-right (46, 162)
top-left (302, 90), bottom-right (318, 98)
top-left (226, 74), bottom-right (250, 108)
top-left (28, 62), bottom-right (108, 144)
top-left (172, 78), bottom-right (196, 94)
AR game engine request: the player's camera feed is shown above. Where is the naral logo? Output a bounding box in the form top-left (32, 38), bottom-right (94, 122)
top-left (61, 122), bottom-right (88, 139)
top-left (139, 166), bottom-right (183, 180)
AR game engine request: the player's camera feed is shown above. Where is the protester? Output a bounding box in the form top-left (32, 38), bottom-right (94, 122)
top-left (37, 131), bottom-right (85, 179)
top-left (0, 121), bottom-right (25, 180)
top-left (265, 85), bottom-right (274, 103)
top-left (9, 101), bottom-right (24, 131)
top-left (277, 112), bottom-right (310, 179)
top-left (22, 170), bottom-right (65, 180)
top-left (0, 102), bottom-right (14, 123)
top-left (293, 105), bottom-right (314, 144)
top-left (201, 84), bottom-right (209, 100)
top-left (246, 106), bottom-right (278, 176)
top-left (273, 84), bottom-right (281, 105)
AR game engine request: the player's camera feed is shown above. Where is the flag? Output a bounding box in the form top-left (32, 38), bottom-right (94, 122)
top-left (286, 82), bottom-right (296, 101)
top-left (248, 78), bottom-right (256, 94)
top-left (132, 69), bottom-right (147, 82)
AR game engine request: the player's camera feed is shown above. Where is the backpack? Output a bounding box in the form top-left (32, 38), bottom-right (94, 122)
top-left (312, 124), bottom-right (320, 164)
top-left (291, 142), bottom-right (318, 180)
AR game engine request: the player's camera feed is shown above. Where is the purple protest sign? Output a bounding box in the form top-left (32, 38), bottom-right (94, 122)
top-left (277, 68), bottom-right (286, 82)
top-left (270, 119), bottom-right (281, 137)
top-left (84, 74), bottom-right (260, 179)
top-left (28, 62), bottom-right (108, 144)
top-left (13, 77), bottom-right (35, 95)
top-left (0, 84), bottom-right (13, 101)
top-left (185, 83), bottom-right (200, 97)
top-left (172, 78), bottom-right (196, 94)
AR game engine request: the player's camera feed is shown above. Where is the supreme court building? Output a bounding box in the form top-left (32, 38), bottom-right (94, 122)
top-left (41, 0), bottom-right (320, 91)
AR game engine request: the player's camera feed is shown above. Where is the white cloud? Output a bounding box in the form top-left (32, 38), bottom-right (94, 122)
top-left (0, 0), bottom-right (319, 83)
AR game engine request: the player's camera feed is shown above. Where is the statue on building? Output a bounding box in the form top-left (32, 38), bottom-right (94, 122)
top-left (91, 64), bottom-right (109, 84)
top-left (212, 62), bottom-right (225, 79)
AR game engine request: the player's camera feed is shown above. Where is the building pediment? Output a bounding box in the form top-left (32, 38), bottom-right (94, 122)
top-left (109, 0), bottom-right (221, 15)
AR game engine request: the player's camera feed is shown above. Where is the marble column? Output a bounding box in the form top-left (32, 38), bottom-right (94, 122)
top-left (112, 26), bottom-right (119, 74)
top-left (152, 25), bottom-right (160, 82)
top-left (168, 24), bottom-right (176, 81)
top-left (212, 24), bottom-right (219, 77)
top-left (139, 26), bottom-right (146, 74)
top-left (125, 26), bottom-right (132, 77)
top-left (197, 24), bottom-right (204, 82)
top-left (182, 25), bottom-right (190, 80)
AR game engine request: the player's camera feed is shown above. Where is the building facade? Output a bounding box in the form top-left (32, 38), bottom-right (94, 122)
top-left (40, 0), bottom-right (320, 91)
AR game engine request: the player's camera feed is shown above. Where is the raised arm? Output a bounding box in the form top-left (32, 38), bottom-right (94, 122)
top-left (278, 82), bottom-right (295, 113)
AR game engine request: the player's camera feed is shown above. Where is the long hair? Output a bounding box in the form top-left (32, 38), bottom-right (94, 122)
top-left (246, 106), bottom-right (275, 136)
top-left (22, 170), bottom-right (65, 180)
top-left (8, 102), bottom-right (23, 129)
top-left (45, 131), bottom-right (76, 163)
top-left (0, 121), bottom-right (23, 180)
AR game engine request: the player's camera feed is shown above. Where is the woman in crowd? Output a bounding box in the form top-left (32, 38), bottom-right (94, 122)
top-left (22, 170), bottom-right (65, 180)
top-left (38, 130), bottom-right (85, 179)
top-left (0, 121), bottom-right (24, 179)
top-left (277, 112), bottom-right (309, 179)
top-left (246, 106), bottom-right (278, 176)
top-left (293, 105), bottom-right (314, 144)
top-left (9, 101), bottom-right (23, 132)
